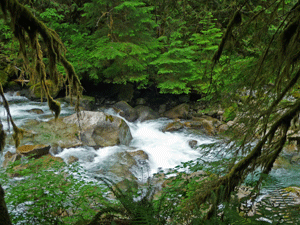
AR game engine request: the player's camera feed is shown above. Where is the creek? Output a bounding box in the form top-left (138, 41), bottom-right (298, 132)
top-left (1, 93), bottom-right (300, 223)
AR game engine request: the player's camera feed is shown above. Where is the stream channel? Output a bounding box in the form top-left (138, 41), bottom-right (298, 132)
top-left (1, 92), bottom-right (300, 223)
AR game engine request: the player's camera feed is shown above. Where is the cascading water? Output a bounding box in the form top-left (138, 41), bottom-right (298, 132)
top-left (2, 92), bottom-right (300, 224)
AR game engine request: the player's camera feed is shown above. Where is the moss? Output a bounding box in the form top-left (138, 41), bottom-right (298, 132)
top-left (30, 80), bottom-right (60, 99)
top-left (106, 115), bottom-right (114, 122)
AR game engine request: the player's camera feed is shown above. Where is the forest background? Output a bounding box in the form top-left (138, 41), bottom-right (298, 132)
top-left (0, 0), bottom-right (266, 100)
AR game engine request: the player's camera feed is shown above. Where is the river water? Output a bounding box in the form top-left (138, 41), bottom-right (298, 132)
top-left (0, 93), bottom-right (215, 176)
top-left (1, 93), bottom-right (300, 223)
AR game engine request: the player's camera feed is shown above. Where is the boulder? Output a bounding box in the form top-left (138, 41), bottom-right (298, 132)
top-left (188, 140), bottom-right (198, 148)
top-left (113, 101), bottom-right (138, 122)
top-left (136, 98), bottom-right (146, 105)
top-left (291, 155), bottom-right (300, 164)
top-left (273, 156), bottom-right (292, 169)
top-left (218, 124), bottom-right (229, 133)
top-left (108, 151), bottom-right (138, 180)
top-left (164, 103), bottom-right (190, 119)
top-left (18, 118), bottom-right (82, 149)
top-left (63, 111), bottom-right (132, 147)
top-left (135, 105), bottom-right (159, 122)
top-left (162, 121), bottom-right (184, 132)
top-left (184, 119), bottom-right (215, 136)
top-left (16, 144), bottom-right (51, 159)
top-left (192, 115), bottom-right (222, 128)
top-left (67, 156), bottom-right (79, 164)
top-left (127, 150), bottom-right (149, 161)
top-left (283, 144), bottom-right (298, 155)
top-left (158, 104), bottom-right (167, 115)
top-left (59, 95), bottom-right (95, 111)
top-left (26, 108), bottom-right (44, 114)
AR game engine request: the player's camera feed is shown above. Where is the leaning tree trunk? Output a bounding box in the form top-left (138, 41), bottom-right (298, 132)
top-left (0, 121), bottom-right (11, 225)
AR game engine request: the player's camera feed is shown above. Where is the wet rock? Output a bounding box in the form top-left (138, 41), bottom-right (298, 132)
top-left (2, 151), bottom-right (21, 168)
top-left (227, 121), bottom-right (235, 127)
top-left (158, 104), bottom-right (167, 115)
top-left (67, 156), bottom-right (79, 164)
top-left (164, 103), bottom-right (190, 119)
top-left (108, 152), bottom-right (138, 180)
top-left (59, 95), bottom-right (95, 111)
top-left (162, 121), bottom-right (184, 132)
top-left (127, 150), bottom-right (149, 161)
top-left (273, 156), bottom-right (292, 169)
top-left (49, 144), bottom-right (63, 155)
top-left (283, 144), bottom-right (298, 155)
top-left (27, 108), bottom-right (44, 114)
top-left (113, 101), bottom-right (138, 122)
top-left (218, 124), bottom-right (229, 133)
top-left (64, 111), bottom-right (132, 147)
top-left (284, 187), bottom-right (300, 205)
top-left (288, 134), bottom-right (300, 146)
top-left (185, 119), bottom-right (215, 136)
top-left (17, 144), bottom-right (51, 159)
top-left (188, 140), bottom-right (198, 148)
top-left (135, 105), bottom-right (159, 122)
top-left (236, 185), bottom-right (253, 200)
top-left (136, 98), bottom-right (146, 105)
top-left (192, 116), bottom-right (222, 128)
top-left (291, 155), bottom-right (300, 164)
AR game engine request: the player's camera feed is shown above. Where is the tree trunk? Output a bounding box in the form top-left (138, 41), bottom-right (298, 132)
top-left (0, 184), bottom-right (12, 225)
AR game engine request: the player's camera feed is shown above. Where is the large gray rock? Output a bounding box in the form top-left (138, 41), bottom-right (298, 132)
top-left (63, 111), bottom-right (132, 147)
top-left (135, 105), bottom-right (159, 122)
top-left (164, 103), bottom-right (190, 119)
top-left (113, 101), bottom-right (138, 122)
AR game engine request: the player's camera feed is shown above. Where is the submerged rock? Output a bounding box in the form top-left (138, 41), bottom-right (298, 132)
top-left (188, 140), bottom-right (198, 148)
top-left (26, 108), bottom-right (44, 114)
top-left (67, 156), bottom-right (79, 164)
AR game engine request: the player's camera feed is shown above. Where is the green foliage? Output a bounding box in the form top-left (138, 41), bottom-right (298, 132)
top-left (0, 158), bottom-right (109, 224)
top-left (151, 12), bottom-right (223, 95)
top-left (82, 0), bottom-right (159, 86)
top-left (223, 103), bottom-right (238, 122)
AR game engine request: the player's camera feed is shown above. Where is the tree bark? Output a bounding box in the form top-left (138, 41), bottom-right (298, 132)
top-left (0, 184), bottom-right (11, 225)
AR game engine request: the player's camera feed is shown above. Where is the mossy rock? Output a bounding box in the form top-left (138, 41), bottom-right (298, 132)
top-left (29, 80), bottom-right (60, 99)
top-left (58, 95), bottom-right (95, 110)
top-left (273, 156), bottom-right (292, 169)
top-left (16, 144), bottom-right (50, 158)
top-left (19, 118), bottom-right (82, 149)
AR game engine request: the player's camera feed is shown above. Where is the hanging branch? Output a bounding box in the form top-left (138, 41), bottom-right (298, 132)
top-left (0, 0), bottom-right (83, 147)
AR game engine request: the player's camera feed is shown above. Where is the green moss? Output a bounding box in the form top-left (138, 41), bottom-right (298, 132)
top-left (30, 80), bottom-right (60, 99)
top-left (223, 105), bottom-right (237, 122)
top-left (106, 115), bottom-right (114, 122)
